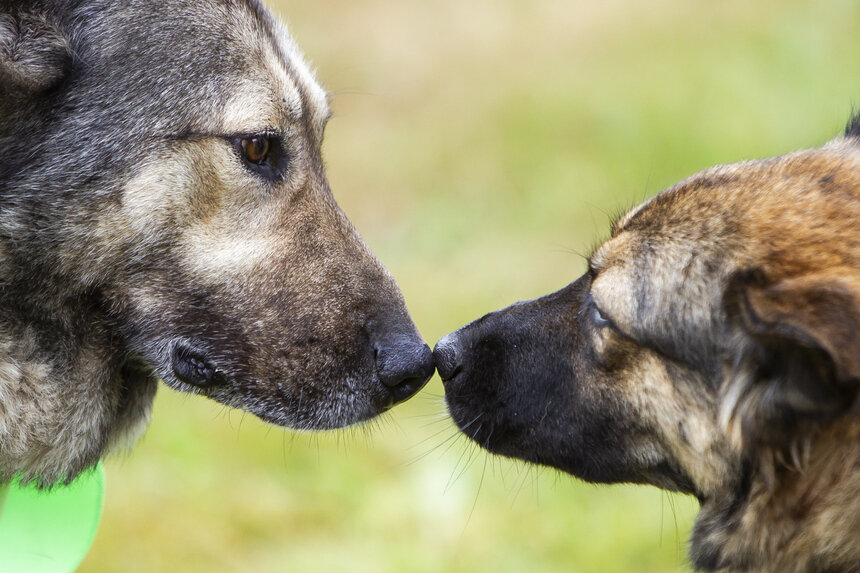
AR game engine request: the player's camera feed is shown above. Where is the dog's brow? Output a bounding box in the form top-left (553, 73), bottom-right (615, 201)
top-left (587, 251), bottom-right (604, 275)
top-left (612, 208), bottom-right (642, 236)
top-left (168, 128), bottom-right (282, 142)
top-left (614, 193), bottom-right (661, 233)
top-left (281, 95), bottom-right (303, 124)
top-left (609, 208), bottom-right (630, 236)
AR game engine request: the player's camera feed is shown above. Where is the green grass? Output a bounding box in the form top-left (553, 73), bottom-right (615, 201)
top-left (80, 0), bottom-right (860, 571)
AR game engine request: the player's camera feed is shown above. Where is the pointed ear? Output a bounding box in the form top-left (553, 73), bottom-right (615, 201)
top-left (721, 268), bottom-right (860, 450)
top-left (0, 9), bottom-right (71, 94)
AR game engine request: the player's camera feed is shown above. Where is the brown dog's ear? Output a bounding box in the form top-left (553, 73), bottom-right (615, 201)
top-left (721, 268), bottom-right (860, 452)
top-left (0, 9), bottom-right (71, 95)
top-left (743, 270), bottom-right (860, 382)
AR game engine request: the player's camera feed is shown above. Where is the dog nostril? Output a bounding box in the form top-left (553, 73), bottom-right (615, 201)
top-left (389, 375), bottom-right (427, 405)
top-left (375, 341), bottom-right (435, 405)
top-left (433, 333), bottom-right (462, 382)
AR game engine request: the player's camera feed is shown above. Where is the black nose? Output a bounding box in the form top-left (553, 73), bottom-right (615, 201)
top-left (433, 332), bottom-right (462, 382)
top-left (375, 340), bottom-right (435, 405)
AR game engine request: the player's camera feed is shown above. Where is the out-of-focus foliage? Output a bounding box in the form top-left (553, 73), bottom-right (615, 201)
top-left (80, 0), bottom-right (860, 571)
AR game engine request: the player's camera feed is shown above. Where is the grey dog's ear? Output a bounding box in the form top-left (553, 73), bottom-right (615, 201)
top-left (0, 9), bottom-right (71, 94)
top-left (721, 268), bottom-right (860, 451)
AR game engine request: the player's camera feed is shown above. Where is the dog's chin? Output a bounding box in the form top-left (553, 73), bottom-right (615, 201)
top-left (161, 370), bottom-right (399, 430)
top-left (237, 379), bottom-right (401, 430)
top-left (160, 354), bottom-right (395, 431)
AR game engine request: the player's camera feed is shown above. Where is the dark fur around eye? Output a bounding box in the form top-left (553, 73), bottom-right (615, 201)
top-left (229, 133), bottom-right (288, 182)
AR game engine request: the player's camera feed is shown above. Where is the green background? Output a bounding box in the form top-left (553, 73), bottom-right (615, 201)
top-left (80, 0), bottom-right (860, 571)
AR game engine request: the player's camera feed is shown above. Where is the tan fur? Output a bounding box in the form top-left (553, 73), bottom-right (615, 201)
top-left (593, 138), bottom-right (860, 571)
top-left (691, 419), bottom-right (860, 573)
top-left (440, 124), bottom-right (860, 572)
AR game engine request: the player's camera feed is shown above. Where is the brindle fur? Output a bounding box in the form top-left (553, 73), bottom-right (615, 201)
top-left (437, 117), bottom-right (860, 572)
top-left (0, 0), bottom-right (432, 487)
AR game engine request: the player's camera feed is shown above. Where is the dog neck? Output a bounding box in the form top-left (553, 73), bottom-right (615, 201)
top-left (691, 416), bottom-right (860, 572)
top-left (0, 276), bottom-right (157, 487)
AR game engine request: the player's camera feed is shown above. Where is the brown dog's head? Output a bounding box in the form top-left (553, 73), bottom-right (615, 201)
top-left (437, 118), bottom-right (860, 570)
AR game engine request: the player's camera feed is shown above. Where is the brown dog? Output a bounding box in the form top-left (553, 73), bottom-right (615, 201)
top-left (436, 116), bottom-right (860, 571)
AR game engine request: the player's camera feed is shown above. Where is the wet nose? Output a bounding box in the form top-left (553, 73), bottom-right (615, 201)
top-left (433, 331), bottom-right (462, 382)
top-left (375, 338), bottom-right (435, 404)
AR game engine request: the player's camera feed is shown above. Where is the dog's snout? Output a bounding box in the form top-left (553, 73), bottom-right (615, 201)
top-left (375, 338), bottom-right (435, 404)
top-left (433, 332), bottom-right (462, 382)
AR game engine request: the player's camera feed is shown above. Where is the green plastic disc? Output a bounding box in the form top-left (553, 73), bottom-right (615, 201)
top-left (0, 464), bottom-right (104, 573)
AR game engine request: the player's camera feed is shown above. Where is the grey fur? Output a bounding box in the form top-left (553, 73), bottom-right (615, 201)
top-left (0, 7), bottom-right (70, 92)
top-left (0, 0), bottom-right (432, 487)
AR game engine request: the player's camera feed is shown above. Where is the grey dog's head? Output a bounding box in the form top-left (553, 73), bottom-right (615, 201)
top-left (0, 0), bottom-right (433, 435)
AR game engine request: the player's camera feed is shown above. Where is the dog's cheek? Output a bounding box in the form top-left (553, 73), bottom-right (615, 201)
top-left (621, 355), bottom-right (732, 496)
top-left (87, 149), bottom-right (201, 286)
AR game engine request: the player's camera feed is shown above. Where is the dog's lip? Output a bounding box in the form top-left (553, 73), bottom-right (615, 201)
top-left (168, 340), bottom-right (230, 388)
top-left (239, 382), bottom-right (385, 429)
top-left (373, 387), bottom-right (397, 412)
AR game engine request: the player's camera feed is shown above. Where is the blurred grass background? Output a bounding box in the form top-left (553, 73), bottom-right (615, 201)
top-left (80, 0), bottom-right (860, 571)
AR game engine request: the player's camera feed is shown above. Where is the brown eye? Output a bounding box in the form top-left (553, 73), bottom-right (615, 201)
top-left (240, 136), bottom-right (270, 164)
top-left (231, 133), bottom-right (285, 182)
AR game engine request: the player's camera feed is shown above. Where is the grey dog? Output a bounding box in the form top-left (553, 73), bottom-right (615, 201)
top-left (0, 0), bottom-right (434, 487)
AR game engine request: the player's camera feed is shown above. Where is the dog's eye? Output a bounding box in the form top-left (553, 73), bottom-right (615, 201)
top-left (230, 134), bottom-right (285, 182)
top-left (588, 294), bottom-right (613, 329)
top-left (593, 305), bottom-right (611, 328)
top-left (240, 136), bottom-right (271, 164)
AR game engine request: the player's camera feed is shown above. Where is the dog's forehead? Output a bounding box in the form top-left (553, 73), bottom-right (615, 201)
top-left (589, 233), bottom-right (633, 277)
top-left (612, 162), bottom-right (753, 239)
top-left (77, 0), bottom-right (330, 138)
top-left (589, 163), bottom-right (754, 332)
top-left (220, 4), bottom-right (329, 134)
top-left (592, 143), bottom-right (860, 351)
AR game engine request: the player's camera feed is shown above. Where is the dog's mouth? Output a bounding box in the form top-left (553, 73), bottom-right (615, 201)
top-left (160, 336), bottom-right (433, 430)
top-left (170, 341), bottom-right (230, 388)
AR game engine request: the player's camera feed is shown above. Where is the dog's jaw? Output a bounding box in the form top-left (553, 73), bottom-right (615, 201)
top-left (0, 297), bottom-right (156, 487)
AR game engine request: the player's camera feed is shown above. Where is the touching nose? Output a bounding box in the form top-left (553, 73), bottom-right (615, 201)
top-left (432, 331), bottom-right (462, 382)
top-left (375, 338), bottom-right (435, 404)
